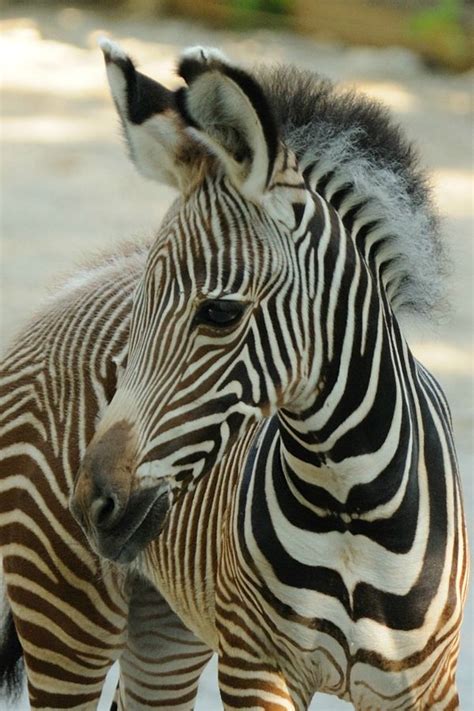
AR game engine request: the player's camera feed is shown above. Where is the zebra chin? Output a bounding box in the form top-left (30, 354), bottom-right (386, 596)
top-left (71, 480), bottom-right (172, 564)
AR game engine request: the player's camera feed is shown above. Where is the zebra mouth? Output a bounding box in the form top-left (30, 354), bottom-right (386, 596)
top-left (89, 482), bottom-right (171, 564)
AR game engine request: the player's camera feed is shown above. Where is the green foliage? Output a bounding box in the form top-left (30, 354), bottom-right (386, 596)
top-left (410, 0), bottom-right (467, 56)
top-left (230, 0), bottom-right (291, 16)
top-left (411, 0), bottom-right (461, 31)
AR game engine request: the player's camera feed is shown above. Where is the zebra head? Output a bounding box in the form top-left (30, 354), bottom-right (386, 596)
top-left (71, 42), bottom-right (314, 563)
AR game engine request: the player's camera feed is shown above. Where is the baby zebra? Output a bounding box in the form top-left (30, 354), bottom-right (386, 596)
top-left (0, 241), bottom-right (212, 708)
top-left (72, 42), bottom-right (469, 709)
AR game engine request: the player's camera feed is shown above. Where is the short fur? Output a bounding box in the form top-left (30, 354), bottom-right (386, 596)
top-left (255, 65), bottom-right (447, 317)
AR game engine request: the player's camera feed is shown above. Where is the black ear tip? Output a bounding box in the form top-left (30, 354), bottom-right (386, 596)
top-left (178, 56), bottom-right (206, 85)
top-left (178, 46), bottom-right (227, 85)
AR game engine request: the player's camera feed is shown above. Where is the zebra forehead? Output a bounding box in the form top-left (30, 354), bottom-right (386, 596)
top-left (144, 246), bottom-right (269, 297)
top-left (148, 195), bottom-right (290, 264)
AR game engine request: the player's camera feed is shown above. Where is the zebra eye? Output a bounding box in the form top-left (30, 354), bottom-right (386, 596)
top-left (195, 299), bottom-right (247, 328)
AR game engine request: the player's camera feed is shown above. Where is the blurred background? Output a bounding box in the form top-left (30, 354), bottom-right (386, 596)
top-left (1, 1), bottom-right (473, 709)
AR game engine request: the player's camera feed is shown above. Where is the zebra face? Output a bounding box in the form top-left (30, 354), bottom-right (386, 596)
top-left (126, 173), bottom-right (307, 471)
top-left (71, 42), bottom-right (311, 563)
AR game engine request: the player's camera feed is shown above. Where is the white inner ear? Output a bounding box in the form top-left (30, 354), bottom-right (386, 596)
top-left (105, 61), bottom-right (129, 116)
top-left (127, 115), bottom-right (188, 189)
top-left (185, 72), bottom-right (271, 200)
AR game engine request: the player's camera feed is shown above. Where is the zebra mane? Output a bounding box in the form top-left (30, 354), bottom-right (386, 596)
top-left (256, 65), bottom-right (448, 318)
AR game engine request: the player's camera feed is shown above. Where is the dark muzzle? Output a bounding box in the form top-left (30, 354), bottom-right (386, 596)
top-left (70, 421), bottom-right (171, 563)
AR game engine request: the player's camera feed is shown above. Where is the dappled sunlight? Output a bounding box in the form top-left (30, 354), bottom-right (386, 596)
top-left (0, 15), bottom-right (290, 101)
top-left (2, 13), bottom-right (472, 120)
top-left (0, 19), bottom-right (183, 99)
top-left (1, 21), bottom-right (104, 96)
top-left (2, 111), bottom-right (114, 142)
top-left (0, 18), bottom-right (186, 144)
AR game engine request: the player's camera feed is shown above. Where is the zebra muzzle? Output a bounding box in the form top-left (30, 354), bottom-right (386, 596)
top-left (71, 419), bottom-right (172, 563)
top-left (70, 478), bottom-right (171, 564)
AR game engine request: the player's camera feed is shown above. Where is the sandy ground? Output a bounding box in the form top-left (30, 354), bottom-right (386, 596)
top-left (1, 4), bottom-right (473, 709)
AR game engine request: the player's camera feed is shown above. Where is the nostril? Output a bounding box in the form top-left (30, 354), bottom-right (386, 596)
top-left (90, 493), bottom-right (121, 529)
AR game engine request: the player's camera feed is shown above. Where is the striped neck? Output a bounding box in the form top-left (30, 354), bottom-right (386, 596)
top-left (277, 277), bottom-right (418, 517)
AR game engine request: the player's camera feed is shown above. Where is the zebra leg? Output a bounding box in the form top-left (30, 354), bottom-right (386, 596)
top-left (117, 574), bottom-right (212, 709)
top-left (217, 648), bottom-right (298, 711)
top-left (3, 554), bottom-right (129, 710)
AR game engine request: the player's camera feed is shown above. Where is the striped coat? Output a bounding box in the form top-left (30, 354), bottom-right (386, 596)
top-left (72, 43), bottom-right (469, 710)
top-left (0, 243), bottom-right (211, 708)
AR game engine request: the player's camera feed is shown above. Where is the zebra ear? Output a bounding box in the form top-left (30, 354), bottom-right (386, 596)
top-left (99, 38), bottom-right (204, 191)
top-left (176, 47), bottom-right (279, 200)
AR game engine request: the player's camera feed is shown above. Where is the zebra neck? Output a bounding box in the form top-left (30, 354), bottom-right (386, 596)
top-left (277, 314), bottom-right (418, 514)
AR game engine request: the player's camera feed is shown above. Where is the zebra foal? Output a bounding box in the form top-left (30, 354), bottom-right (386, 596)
top-left (72, 42), bottom-right (469, 710)
top-left (0, 243), bottom-right (212, 706)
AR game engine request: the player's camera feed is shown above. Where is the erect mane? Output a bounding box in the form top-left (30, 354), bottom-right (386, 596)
top-left (255, 65), bottom-right (448, 318)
